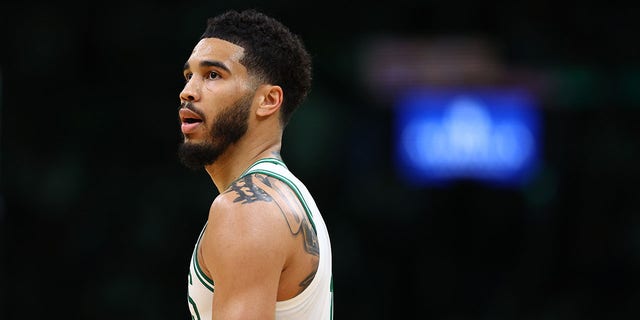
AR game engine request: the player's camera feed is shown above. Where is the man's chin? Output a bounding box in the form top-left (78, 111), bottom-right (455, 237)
top-left (177, 142), bottom-right (220, 170)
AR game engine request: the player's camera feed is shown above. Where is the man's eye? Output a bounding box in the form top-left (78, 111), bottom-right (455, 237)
top-left (184, 73), bottom-right (193, 81)
top-left (207, 71), bottom-right (220, 80)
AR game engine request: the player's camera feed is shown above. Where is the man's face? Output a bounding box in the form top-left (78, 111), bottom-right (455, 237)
top-left (177, 38), bottom-right (255, 169)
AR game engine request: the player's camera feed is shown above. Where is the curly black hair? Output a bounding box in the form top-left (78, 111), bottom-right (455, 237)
top-left (201, 9), bottom-right (312, 127)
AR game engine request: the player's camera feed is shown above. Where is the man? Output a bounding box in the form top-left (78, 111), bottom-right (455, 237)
top-left (177, 9), bottom-right (333, 319)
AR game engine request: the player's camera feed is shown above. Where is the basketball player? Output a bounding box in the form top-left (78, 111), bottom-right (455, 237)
top-left (177, 9), bottom-right (333, 319)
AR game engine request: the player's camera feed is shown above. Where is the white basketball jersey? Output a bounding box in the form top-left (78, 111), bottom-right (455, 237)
top-left (188, 158), bottom-right (334, 319)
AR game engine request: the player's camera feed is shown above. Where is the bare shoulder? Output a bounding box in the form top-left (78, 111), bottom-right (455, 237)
top-left (208, 174), bottom-right (283, 235)
top-left (204, 173), bottom-right (296, 253)
top-left (219, 172), bottom-right (310, 237)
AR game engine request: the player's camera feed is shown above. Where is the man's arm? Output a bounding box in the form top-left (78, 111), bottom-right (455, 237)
top-left (201, 175), bottom-right (292, 319)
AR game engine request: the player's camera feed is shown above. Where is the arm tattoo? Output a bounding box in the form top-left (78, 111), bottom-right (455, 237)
top-left (268, 178), bottom-right (319, 256)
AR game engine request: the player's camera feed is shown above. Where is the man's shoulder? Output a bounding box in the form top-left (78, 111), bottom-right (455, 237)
top-left (203, 177), bottom-right (292, 259)
top-left (208, 173), bottom-right (286, 226)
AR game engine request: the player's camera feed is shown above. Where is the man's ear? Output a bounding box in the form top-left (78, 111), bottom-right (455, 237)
top-left (256, 85), bottom-right (283, 117)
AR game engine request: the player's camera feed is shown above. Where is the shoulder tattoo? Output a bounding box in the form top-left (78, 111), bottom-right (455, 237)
top-left (224, 174), bottom-right (319, 257)
top-left (226, 174), bottom-right (273, 204)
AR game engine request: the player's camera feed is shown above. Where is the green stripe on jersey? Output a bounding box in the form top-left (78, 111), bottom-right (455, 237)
top-left (193, 226), bottom-right (214, 291)
top-left (240, 158), bottom-right (287, 177)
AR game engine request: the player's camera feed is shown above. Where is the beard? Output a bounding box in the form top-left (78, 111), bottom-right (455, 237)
top-left (178, 93), bottom-right (253, 170)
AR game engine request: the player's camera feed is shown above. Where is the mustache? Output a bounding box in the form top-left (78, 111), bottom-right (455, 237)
top-left (179, 101), bottom-right (206, 120)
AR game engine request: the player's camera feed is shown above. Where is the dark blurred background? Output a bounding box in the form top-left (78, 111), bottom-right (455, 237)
top-left (1, 0), bottom-right (639, 319)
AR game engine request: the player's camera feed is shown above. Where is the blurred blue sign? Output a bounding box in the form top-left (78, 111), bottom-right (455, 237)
top-left (394, 88), bottom-right (541, 187)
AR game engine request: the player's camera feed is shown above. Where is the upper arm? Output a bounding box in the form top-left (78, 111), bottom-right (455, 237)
top-left (201, 175), bottom-right (291, 319)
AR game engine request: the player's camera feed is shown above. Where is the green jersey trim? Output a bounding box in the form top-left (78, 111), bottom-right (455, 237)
top-left (188, 296), bottom-right (201, 320)
top-left (192, 225), bottom-right (214, 291)
top-left (240, 158), bottom-right (287, 176)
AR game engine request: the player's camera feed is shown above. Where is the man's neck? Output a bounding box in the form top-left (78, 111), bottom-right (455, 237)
top-left (204, 138), bottom-right (282, 193)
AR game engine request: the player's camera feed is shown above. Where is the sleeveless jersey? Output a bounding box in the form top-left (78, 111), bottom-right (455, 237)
top-left (188, 158), bottom-right (334, 319)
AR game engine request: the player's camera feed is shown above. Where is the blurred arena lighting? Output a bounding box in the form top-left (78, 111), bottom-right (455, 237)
top-left (394, 88), bottom-right (541, 187)
top-left (359, 36), bottom-right (507, 103)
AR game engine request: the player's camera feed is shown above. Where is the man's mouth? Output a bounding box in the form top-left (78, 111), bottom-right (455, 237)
top-left (179, 108), bottom-right (204, 134)
top-left (183, 118), bottom-right (202, 124)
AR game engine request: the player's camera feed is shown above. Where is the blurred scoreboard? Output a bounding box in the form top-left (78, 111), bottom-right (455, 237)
top-left (394, 88), bottom-right (542, 187)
